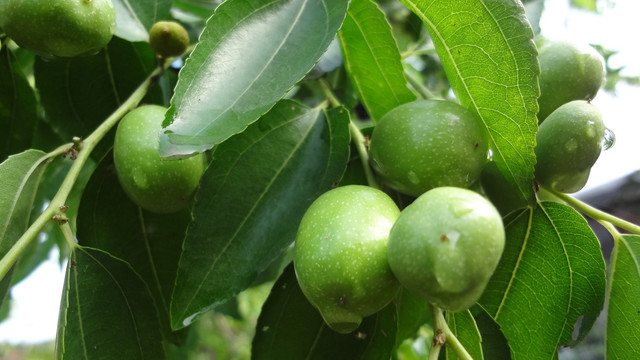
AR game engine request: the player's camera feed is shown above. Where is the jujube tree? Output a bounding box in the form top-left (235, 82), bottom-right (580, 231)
top-left (0, 0), bottom-right (638, 359)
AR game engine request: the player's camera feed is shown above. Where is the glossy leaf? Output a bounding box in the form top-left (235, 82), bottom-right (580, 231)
top-left (338, 0), bottom-right (416, 122)
top-left (35, 37), bottom-right (161, 158)
top-left (112, 0), bottom-right (173, 41)
top-left (401, 0), bottom-right (539, 205)
top-left (478, 201), bottom-right (606, 359)
top-left (0, 150), bottom-right (51, 307)
top-left (56, 247), bottom-right (164, 359)
top-left (159, 0), bottom-right (349, 156)
top-left (472, 307), bottom-right (511, 360)
top-left (76, 153), bottom-right (190, 342)
top-left (446, 310), bottom-right (483, 360)
top-left (0, 46), bottom-right (39, 162)
top-left (606, 234), bottom-right (640, 359)
top-left (170, 100), bottom-right (350, 329)
top-left (251, 263), bottom-right (397, 359)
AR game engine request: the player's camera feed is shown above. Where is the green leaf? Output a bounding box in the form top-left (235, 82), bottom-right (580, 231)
top-left (395, 288), bottom-right (431, 347)
top-left (471, 307), bottom-right (511, 360)
top-left (251, 263), bottom-right (397, 359)
top-left (0, 150), bottom-right (51, 308)
top-left (112, 0), bottom-right (173, 41)
top-left (606, 234), bottom-right (640, 359)
top-left (0, 46), bottom-right (39, 162)
top-left (35, 37), bottom-right (161, 158)
top-left (338, 0), bottom-right (416, 122)
top-left (76, 153), bottom-right (190, 343)
top-left (170, 100), bottom-right (350, 329)
top-left (56, 247), bottom-right (164, 359)
top-left (446, 310), bottom-right (484, 360)
top-left (400, 0), bottom-right (539, 205)
top-left (159, 0), bottom-right (349, 156)
top-left (478, 201), bottom-right (606, 359)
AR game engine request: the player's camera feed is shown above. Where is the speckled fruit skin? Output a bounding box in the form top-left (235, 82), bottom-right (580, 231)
top-left (387, 187), bottom-right (505, 312)
top-left (149, 21), bottom-right (190, 57)
top-left (369, 100), bottom-right (489, 197)
top-left (0, 0), bottom-right (116, 58)
top-left (537, 40), bottom-right (606, 122)
top-left (294, 185), bottom-right (401, 334)
top-left (114, 105), bottom-right (205, 214)
top-left (535, 100), bottom-right (605, 193)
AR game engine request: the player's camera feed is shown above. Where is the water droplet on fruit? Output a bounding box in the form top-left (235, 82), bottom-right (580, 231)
top-left (602, 128), bottom-right (616, 150)
top-left (407, 171), bottom-right (420, 184)
top-left (564, 138), bottom-right (578, 152)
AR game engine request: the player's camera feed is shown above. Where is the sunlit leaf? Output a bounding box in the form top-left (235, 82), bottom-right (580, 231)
top-left (251, 263), bottom-right (397, 359)
top-left (0, 150), bottom-right (52, 308)
top-left (56, 247), bottom-right (164, 359)
top-left (159, 0), bottom-right (349, 156)
top-left (338, 0), bottom-right (416, 122)
top-left (446, 310), bottom-right (484, 360)
top-left (170, 100), bottom-right (350, 329)
top-left (606, 234), bottom-right (640, 359)
top-left (112, 0), bottom-right (173, 41)
top-left (400, 0), bottom-right (539, 205)
top-left (479, 201), bottom-right (606, 359)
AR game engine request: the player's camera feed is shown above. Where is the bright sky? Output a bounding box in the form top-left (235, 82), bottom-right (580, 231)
top-left (1, 0), bottom-right (639, 346)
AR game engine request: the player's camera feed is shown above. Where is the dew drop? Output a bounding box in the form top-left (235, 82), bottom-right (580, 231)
top-left (602, 128), bottom-right (616, 151)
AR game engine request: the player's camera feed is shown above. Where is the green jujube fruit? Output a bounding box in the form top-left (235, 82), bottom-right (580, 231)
top-left (0, 0), bottom-right (116, 58)
top-left (149, 21), bottom-right (190, 57)
top-left (294, 185), bottom-right (401, 334)
top-left (535, 100), bottom-right (605, 193)
top-left (369, 100), bottom-right (489, 197)
top-left (537, 40), bottom-right (606, 122)
top-left (387, 187), bottom-right (505, 312)
top-left (114, 105), bottom-right (205, 214)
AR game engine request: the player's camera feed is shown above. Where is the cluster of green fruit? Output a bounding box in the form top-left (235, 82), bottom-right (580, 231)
top-left (533, 39), bottom-right (609, 193)
top-left (295, 99), bottom-right (506, 333)
top-left (0, 0), bottom-right (189, 59)
top-left (293, 39), bottom-right (609, 334)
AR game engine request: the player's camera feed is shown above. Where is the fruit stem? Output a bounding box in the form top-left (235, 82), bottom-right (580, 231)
top-left (0, 65), bottom-right (165, 283)
top-left (405, 69), bottom-right (439, 100)
top-left (318, 77), bottom-right (381, 189)
top-left (430, 305), bottom-right (473, 360)
top-left (542, 186), bottom-right (640, 235)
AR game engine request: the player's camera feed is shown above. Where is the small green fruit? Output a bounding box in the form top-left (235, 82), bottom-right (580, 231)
top-left (369, 100), bottom-right (489, 197)
top-left (537, 40), bottom-right (606, 122)
top-left (114, 105), bottom-right (205, 214)
top-left (535, 100), bottom-right (605, 193)
top-left (294, 185), bottom-right (401, 333)
top-left (387, 187), bottom-right (505, 312)
top-left (148, 21), bottom-right (190, 57)
top-left (0, 0), bottom-right (116, 58)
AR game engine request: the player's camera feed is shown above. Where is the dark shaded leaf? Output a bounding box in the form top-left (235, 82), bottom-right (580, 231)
top-left (170, 100), bottom-right (350, 329)
top-left (251, 263), bottom-right (397, 360)
top-left (76, 153), bottom-right (190, 343)
top-left (56, 247), bottom-right (164, 359)
top-left (446, 310), bottom-right (483, 360)
top-left (35, 37), bottom-right (161, 159)
top-left (0, 46), bottom-right (39, 161)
